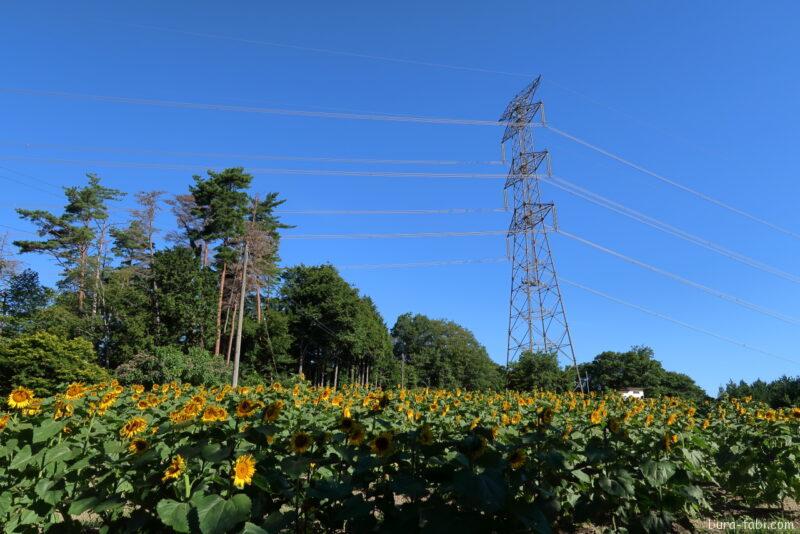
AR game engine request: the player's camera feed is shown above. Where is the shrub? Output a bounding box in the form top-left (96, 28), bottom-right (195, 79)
top-left (115, 345), bottom-right (229, 386)
top-left (0, 332), bottom-right (110, 396)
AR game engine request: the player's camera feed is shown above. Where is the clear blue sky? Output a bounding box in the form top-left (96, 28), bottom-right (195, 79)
top-left (2, 1), bottom-right (799, 394)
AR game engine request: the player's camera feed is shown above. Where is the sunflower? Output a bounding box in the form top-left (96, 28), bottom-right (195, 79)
top-left (663, 433), bottom-right (679, 451)
top-left (507, 448), bottom-right (527, 470)
top-left (201, 406), bottom-right (228, 423)
top-left (589, 409), bottom-right (603, 425)
top-left (262, 400), bottom-right (284, 423)
top-left (236, 399), bottom-right (261, 418)
top-left (666, 413), bottom-right (678, 426)
top-left (7, 387), bottom-right (35, 410)
top-left (232, 454), bottom-right (256, 489)
top-left (120, 417), bottom-right (148, 439)
top-left (417, 424), bottom-right (434, 446)
top-left (539, 407), bottom-right (554, 425)
top-left (131, 384), bottom-right (145, 394)
top-left (0, 413), bottom-right (9, 432)
top-left (64, 382), bottom-right (86, 400)
top-left (371, 431), bottom-right (394, 457)
top-left (339, 416), bottom-right (355, 432)
top-left (465, 435), bottom-right (488, 461)
top-left (290, 431), bottom-right (312, 454)
top-left (607, 417), bottom-right (621, 434)
top-left (128, 438), bottom-right (149, 454)
top-left (348, 423), bottom-right (366, 446)
top-left (162, 455), bottom-right (186, 482)
top-left (53, 400), bottom-right (74, 420)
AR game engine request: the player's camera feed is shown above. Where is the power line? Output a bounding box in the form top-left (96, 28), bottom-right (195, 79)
top-left (545, 124), bottom-right (800, 241)
top-left (559, 277), bottom-right (799, 366)
top-left (0, 140), bottom-right (503, 167)
top-left (555, 229), bottom-right (800, 327)
top-left (3, 150), bottom-right (797, 286)
top-left (285, 220), bottom-right (800, 326)
top-left (336, 257), bottom-right (508, 270)
top-left (329, 255), bottom-right (798, 362)
top-left (0, 87), bottom-right (519, 127)
top-left (124, 21), bottom-right (739, 167)
top-left (277, 207), bottom-right (507, 215)
top-left (545, 174), bottom-right (800, 286)
top-left (121, 22), bottom-right (534, 79)
top-left (0, 155), bottom-right (514, 179)
top-left (283, 229), bottom-right (511, 240)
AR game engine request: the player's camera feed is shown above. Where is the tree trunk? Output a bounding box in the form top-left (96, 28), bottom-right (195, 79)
top-left (333, 362), bottom-right (339, 390)
top-left (255, 286), bottom-right (262, 323)
top-left (214, 262), bottom-right (227, 355)
top-left (78, 246), bottom-right (87, 312)
top-left (226, 303), bottom-right (237, 365)
top-left (232, 243), bottom-right (248, 387)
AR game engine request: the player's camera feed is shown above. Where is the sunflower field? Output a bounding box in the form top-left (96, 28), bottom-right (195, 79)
top-left (1, 379), bottom-right (799, 533)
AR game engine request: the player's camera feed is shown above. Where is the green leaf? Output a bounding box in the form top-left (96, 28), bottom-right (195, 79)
top-left (44, 443), bottom-right (73, 466)
top-left (200, 442), bottom-right (232, 462)
top-left (103, 440), bottom-right (123, 455)
top-left (641, 460), bottom-right (676, 487)
top-left (9, 444), bottom-right (32, 471)
top-left (32, 420), bottom-right (65, 444)
top-left (0, 491), bottom-right (11, 517)
top-left (241, 522), bottom-right (269, 534)
top-left (192, 493), bottom-right (252, 534)
top-left (571, 469), bottom-right (591, 484)
top-left (69, 496), bottom-right (102, 516)
top-left (157, 499), bottom-right (192, 533)
top-left (452, 469), bottom-right (508, 513)
top-left (597, 473), bottom-right (635, 498)
top-left (34, 478), bottom-right (64, 506)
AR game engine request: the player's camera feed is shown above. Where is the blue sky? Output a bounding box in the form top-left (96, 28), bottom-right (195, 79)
top-left (2, 1), bottom-right (799, 394)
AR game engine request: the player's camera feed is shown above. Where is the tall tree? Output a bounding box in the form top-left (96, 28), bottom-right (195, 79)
top-left (506, 351), bottom-right (572, 392)
top-left (189, 168), bottom-right (253, 355)
top-left (279, 265), bottom-right (390, 387)
top-left (111, 191), bottom-right (165, 333)
top-left (391, 313), bottom-right (502, 390)
top-left (580, 346), bottom-right (706, 400)
top-left (15, 174), bottom-right (123, 314)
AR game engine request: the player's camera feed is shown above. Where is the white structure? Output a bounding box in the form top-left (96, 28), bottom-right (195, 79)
top-left (619, 387), bottom-right (645, 399)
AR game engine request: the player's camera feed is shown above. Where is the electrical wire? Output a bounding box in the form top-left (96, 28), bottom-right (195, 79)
top-left (559, 277), bottom-right (799, 366)
top-left (0, 140), bottom-right (503, 167)
top-left (546, 124), bottom-right (800, 241)
top-left (336, 257), bottom-right (508, 270)
top-left (555, 229), bottom-right (800, 327)
top-left (546, 175), bottom-right (800, 285)
top-left (0, 87), bottom-right (517, 127)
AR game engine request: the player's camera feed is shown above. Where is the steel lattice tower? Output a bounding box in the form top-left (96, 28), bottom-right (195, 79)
top-left (501, 77), bottom-right (582, 391)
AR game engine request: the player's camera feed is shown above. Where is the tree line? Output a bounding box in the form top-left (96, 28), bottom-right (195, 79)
top-left (0, 169), bottom-right (502, 394)
top-left (1, 168), bottom-right (781, 402)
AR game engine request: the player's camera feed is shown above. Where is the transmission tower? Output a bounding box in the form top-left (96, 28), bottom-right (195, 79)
top-left (501, 76), bottom-right (583, 391)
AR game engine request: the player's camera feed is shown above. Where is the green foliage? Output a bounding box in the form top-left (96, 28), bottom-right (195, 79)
top-left (114, 346), bottom-right (229, 386)
top-left (720, 375), bottom-right (800, 408)
top-left (506, 351), bottom-right (574, 392)
top-left (1, 383), bottom-right (796, 532)
top-left (280, 265), bottom-right (394, 387)
top-left (581, 346), bottom-right (707, 400)
top-left (391, 312), bottom-right (503, 390)
top-left (0, 332), bottom-right (109, 396)
top-left (151, 247), bottom-right (217, 349)
top-left (0, 268), bottom-right (50, 318)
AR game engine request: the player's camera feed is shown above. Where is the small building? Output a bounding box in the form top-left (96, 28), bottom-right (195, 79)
top-left (619, 387), bottom-right (645, 399)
